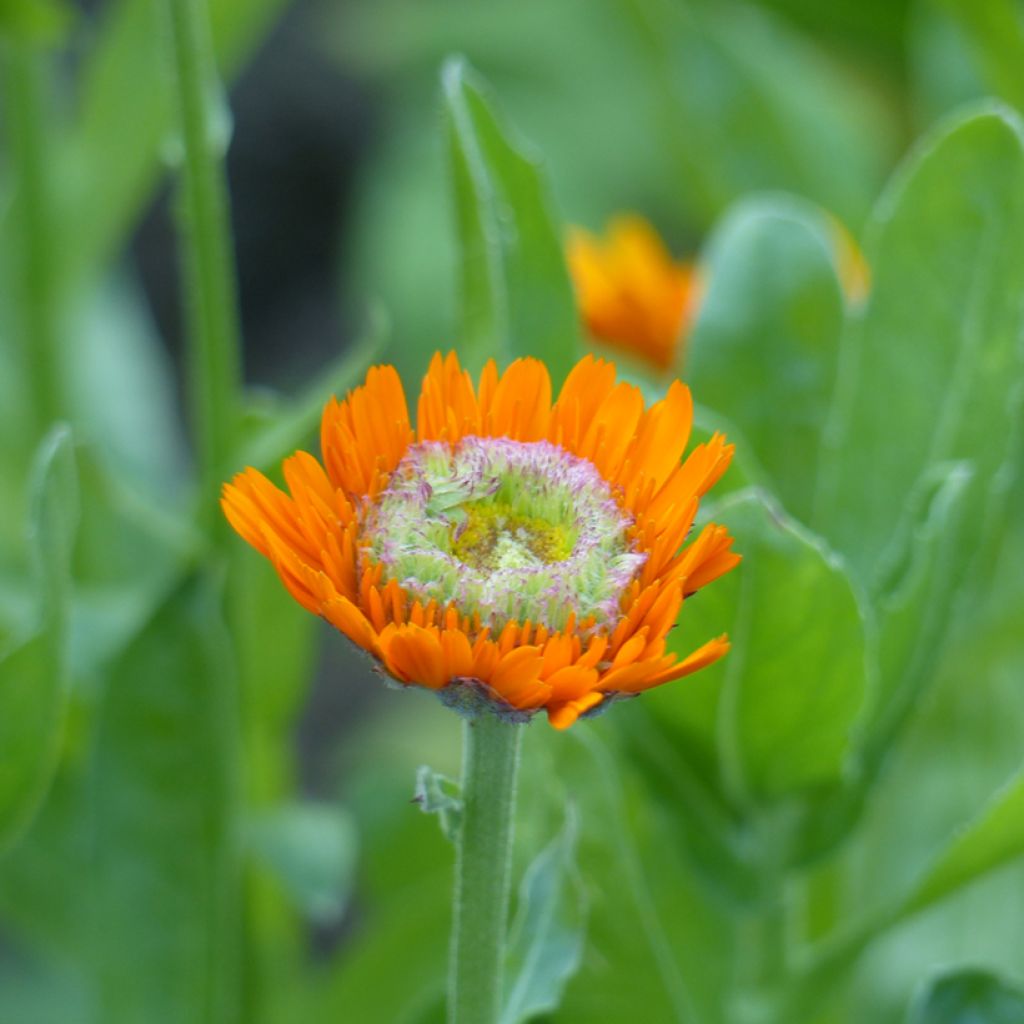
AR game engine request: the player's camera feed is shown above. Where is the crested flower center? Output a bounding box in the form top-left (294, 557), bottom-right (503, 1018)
top-left (362, 436), bottom-right (645, 632)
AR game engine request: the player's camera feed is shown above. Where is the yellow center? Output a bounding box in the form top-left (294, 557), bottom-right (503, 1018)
top-left (451, 501), bottom-right (576, 571)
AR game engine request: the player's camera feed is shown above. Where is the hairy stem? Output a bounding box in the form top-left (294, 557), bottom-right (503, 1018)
top-left (449, 714), bottom-right (522, 1024)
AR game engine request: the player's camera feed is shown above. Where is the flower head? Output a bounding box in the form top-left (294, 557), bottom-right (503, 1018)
top-left (223, 352), bottom-right (738, 729)
top-left (567, 215), bottom-right (698, 371)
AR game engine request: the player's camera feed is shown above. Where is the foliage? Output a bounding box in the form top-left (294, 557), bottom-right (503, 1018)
top-left (1, 1), bottom-right (1023, 1023)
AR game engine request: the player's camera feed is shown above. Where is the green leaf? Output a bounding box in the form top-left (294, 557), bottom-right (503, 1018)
top-left (442, 57), bottom-right (579, 383)
top-left (64, 443), bottom-right (198, 682)
top-left (625, 0), bottom-right (893, 225)
top-left (0, 426), bottom-right (78, 851)
top-left (814, 105), bottom-right (1024, 594)
top-left (902, 762), bottom-right (1024, 920)
top-left (688, 194), bottom-right (845, 522)
top-left (51, 0), bottom-right (291, 293)
top-left (65, 277), bottom-right (191, 498)
top-left (501, 811), bottom-right (585, 1024)
top-left (665, 490), bottom-right (868, 804)
top-left (247, 803), bottom-right (357, 924)
top-left (91, 571), bottom-right (239, 1024)
top-left (0, 0), bottom-right (73, 45)
top-left (236, 322), bottom-right (388, 473)
top-left (864, 463), bottom-right (973, 759)
top-left (414, 764), bottom-right (463, 843)
top-left (909, 968), bottom-right (1024, 1024)
top-left (304, 702), bottom-right (459, 1024)
top-left (938, 0), bottom-right (1024, 116)
top-left (563, 727), bottom-right (708, 1021)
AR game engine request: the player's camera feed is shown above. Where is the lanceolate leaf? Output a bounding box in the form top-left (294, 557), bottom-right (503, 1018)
top-left (246, 802), bottom-right (358, 924)
top-left (864, 464), bottom-right (973, 761)
top-left (236, 324), bottom-right (387, 474)
top-left (0, 426), bottom-right (78, 851)
top-left (664, 490), bottom-right (868, 805)
top-left (92, 572), bottom-right (239, 1024)
top-left (442, 57), bottom-right (579, 384)
top-left (53, 0), bottom-right (292, 291)
top-left (687, 194), bottom-right (845, 523)
top-left (501, 811), bottom-right (586, 1024)
top-left (814, 104), bottom-right (1024, 595)
top-left (901, 761), bottom-right (1024, 919)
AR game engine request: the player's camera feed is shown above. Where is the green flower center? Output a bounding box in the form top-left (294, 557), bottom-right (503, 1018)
top-left (451, 502), bottom-right (576, 571)
top-left (362, 436), bottom-right (645, 633)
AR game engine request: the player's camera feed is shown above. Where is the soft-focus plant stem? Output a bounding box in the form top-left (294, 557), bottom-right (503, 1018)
top-left (4, 40), bottom-right (59, 441)
top-left (449, 714), bottom-right (522, 1024)
top-left (731, 829), bottom-right (788, 1024)
top-left (162, 0), bottom-right (243, 534)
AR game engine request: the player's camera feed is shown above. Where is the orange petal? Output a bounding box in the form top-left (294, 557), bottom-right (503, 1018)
top-left (322, 595), bottom-right (380, 655)
top-left (381, 624), bottom-right (451, 690)
top-left (549, 355), bottom-right (618, 452)
top-left (547, 691), bottom-right (604, 730)
top-left (417, 350), bottom-right (481, 442)
top-left (623, 635), bottom-right (731, 693)
top-left (483, 358), bottom-right (552, 441)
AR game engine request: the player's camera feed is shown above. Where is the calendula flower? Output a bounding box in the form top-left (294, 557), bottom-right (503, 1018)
top-left (223, 352), bottom-right (738, 729)
top-left (567, 216), bottom-right (698, 371)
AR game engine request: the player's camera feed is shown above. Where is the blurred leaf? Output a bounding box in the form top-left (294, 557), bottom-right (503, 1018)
top-left (307, 702), bottom-right (458, 1024)
top-left (909, 968), bottom-right (1024, 1023)
top-left (864, 463), bottom-right (972, 758)
top-left (0, 0), bottom-right (72, 45)
top-left (908, 2), bottom-right (988, 129)
top-left (247, 803), bottom-right (357, 924)
top-left (814, 104), bottom-right (1024, 594)
top-left (64, 277), bottom-right (190, 497)
top-left (625, 0), bottom-right (893, 225)
top-left (749, 0), bottom-right (912, 66)
top-left (66, 444), bottom-right (198, 684)
top-left (666, 490), bottom-right (868, 804)
top-left (92, 571), bottom-right (239, 1024)
top-left (901, 761), bottom-right (1024, 919)
top-left (611, 701), bottom-right (764, 906)
top-left (414, 765), bottom-right (463, 843)
top-left (805, 745), bottom-right (1024, 994)
top-left (938, 0), bottom-right (1024, 116)
top-left (237, 324), bottom-right (388, 474)
top-left (0, 426), bottom-right (78, 851)
top-left (688, 193), bottom-right (845, 522)
top-left (222, 548), bottom-right (318, 1021)
top-left (51, 0), bottom-right (290, 292)
top-left (501, 811), bottom-right (585, 1024)
top-left (442, 57), bottom-right (579, 383)
top-left (564, 728), bottom-right (709, 1021)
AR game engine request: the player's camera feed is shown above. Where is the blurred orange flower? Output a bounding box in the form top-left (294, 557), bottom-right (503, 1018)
top-left (567, 216), bottom-right (699, 371)
top-left (223, 352), bottom-right (738, 729)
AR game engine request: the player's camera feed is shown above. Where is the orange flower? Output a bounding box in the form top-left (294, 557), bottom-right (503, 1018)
top-left (222, 352), bottom-right (739, 729)
top-left (567, 216), bottom-right (698, 371)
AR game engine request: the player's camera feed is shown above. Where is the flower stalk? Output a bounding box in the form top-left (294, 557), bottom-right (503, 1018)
top-left (4, 38), bottom-right (60, 441)
top-left (162, 0), bottom-right (243, 534)
top-left (449, 713), bottom-right (523, 1024)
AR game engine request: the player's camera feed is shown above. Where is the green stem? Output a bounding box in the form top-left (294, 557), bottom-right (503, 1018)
top-left (730, 820), bottom-right (788, 1024)
top-left (449, 714), bottom-right (523, 1024)
top-left (3, 39), bottom-right (59, 440)
top-left (161, 0), bottom-right (243, 533)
